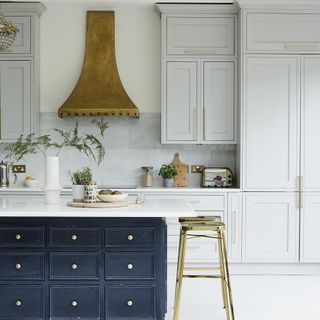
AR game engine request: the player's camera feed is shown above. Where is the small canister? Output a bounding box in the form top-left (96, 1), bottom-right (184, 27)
top-left (141, 167), bottom-right (153, 187)
top-left (0, 161), bottom-right (10, 188)
top-left (84, 182), bottom-right (97, 203)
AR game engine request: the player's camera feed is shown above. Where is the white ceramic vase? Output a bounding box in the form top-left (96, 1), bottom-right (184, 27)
top-left (43, 156), bottom-right (61, 204)
top-left (163, 178), bottom-right (173, 188)
top-left (72, 185), bottom-right (85, 202)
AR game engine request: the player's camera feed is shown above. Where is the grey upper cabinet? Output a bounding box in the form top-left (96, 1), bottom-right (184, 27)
top-left (156, 3), bottom-right (238, 144)
top-left (0, 3), bottom-right (45, 142)
top-left (0, 60), bottom-right (31, 140)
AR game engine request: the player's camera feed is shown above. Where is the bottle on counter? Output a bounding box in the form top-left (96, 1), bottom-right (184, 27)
top-left (141, 167), bottom-right (153, 187)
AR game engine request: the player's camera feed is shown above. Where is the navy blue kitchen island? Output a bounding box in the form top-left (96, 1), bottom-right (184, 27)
top-left (0, 197), bottom-right (194, 320)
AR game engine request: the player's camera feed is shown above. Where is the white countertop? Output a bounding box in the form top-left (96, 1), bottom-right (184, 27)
top-left (0, 196), bottom-right (196, 218)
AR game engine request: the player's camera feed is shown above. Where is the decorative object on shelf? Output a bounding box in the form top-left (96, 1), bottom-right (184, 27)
top-left (69, 167), bottom-right (92, 202)
top-left (0, 161), bottom-right (10, 188)
top-left (98, 189), bottom-right (128, 202)
top-left (4, 119), bottom-right (108, 204)
top-left (84, 182), bottom-right (97, 203)
top-left (170, 153), bottom-right (189, 187)
top-left (158, 164), bottom-right (178, 188)
top-left (141, 166), bottom-right (153, 187)
top-left (24, 175), bottom-right (38, 188)
top-left (0, 8), bottom-right (19, 50)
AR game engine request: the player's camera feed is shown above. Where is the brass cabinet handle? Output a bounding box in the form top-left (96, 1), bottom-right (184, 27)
top-left (16, 234), bottom-right (21, 240)
top-left (71, 263), bottom-right (78, 270)
top-left (127, 300), bottom-right (133, 306)
top-left (127, 263), bottom-right (133, 270)
top-left (71, 234), bottom-right (77, 241)
top-left (71, 300), bottom-right (78, 307)
top-left (127, 235), bottom-right (134, 241)
top-left (16, 300), bottom-right (22, 307)
top-left (16, 263), bottom-right (22, 270)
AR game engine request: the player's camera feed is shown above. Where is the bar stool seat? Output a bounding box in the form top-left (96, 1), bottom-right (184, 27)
top-left (173, 216), bottom-right (235, 320)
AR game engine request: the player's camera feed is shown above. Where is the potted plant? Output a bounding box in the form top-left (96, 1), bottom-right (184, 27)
top-left (158, 164), bottom-right (178, 188)
top-left (4, 119), bottom-right (108, 204)
top-left (69, 167), bottom-right (93, 202)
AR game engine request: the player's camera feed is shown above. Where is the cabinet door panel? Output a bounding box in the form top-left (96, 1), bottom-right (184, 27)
top-left (243, 193), bottom-right (299, 262)
top-left (301, 57), bottom-right (320, 191)
top-left (164, 61), bottom-right (198, 142)
top-left (0, 60), bottom-right (31, 141)
top-left (300, 194), bottom-right (320, 262)
top-left (243, 56), bottom-right (300, 190)
top-left (203, 61), bottom-right (235, 143)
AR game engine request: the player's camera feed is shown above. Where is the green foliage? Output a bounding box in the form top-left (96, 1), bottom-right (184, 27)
top-left (69, 167), bottom-right (93, 185)
top-left (158, 164), bottom-right (178, 179)
top-left (4, 119), bottom-right (108, 165)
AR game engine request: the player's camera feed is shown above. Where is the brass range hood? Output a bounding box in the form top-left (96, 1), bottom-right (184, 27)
top-left (58, 11), bottom-right (139, 118)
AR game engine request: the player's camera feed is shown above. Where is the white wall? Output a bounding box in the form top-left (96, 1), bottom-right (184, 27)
top-left (40, 1), bottom-right (161, 113)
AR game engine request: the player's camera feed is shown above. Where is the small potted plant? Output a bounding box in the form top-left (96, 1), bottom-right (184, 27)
top-left (69, 167), bottom-right (93, 202)
top-left (158, 164), bottom-right (178, 188)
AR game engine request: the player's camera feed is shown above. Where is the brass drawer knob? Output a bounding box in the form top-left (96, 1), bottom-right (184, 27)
top-left (127, 235), bottom-right (134, 241)
top-left (127, 300), bottom-right (133, 307)
top-left (16, 234), bottom-right (21, 240)
top-left (71, 263), bottom-right (78, 270)
top-left (16, 263), bottom-right (22, 270)
top-left (71, 234), bottom-right (77, 241)
top-left (16, 300), bottom-right (22, 307)
top-left (71, 300), bottom-right (78, 307)
top-left (127, 263), bottom-right (133, 270)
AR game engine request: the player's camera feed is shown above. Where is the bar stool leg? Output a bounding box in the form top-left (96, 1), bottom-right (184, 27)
top-left (221, 227), bottom-right (235, 320)
top-left (173, 227), bottom-right (188, 320)
top-left (217, 227), bottom-right (228, 314)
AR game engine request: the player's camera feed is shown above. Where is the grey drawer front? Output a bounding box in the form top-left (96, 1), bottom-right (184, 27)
top-left (50, 252), bottom-right (100, 280)
top-left (50, 227), bottom-right (100, 247)
top-left (0, 252), bottom-right (44, 280)
top-left (106, 285), bottom-right (155, 319)
top-left (105, 252), bottom-right (155, 279)
top-left (105, 227), bottom-right (155, 247)
top-left (50, 285), bottom-right (100, 319)
top-left (0, 286), bottom-right (43, 319)
top-left (0, 227), bottom-right (44, 247)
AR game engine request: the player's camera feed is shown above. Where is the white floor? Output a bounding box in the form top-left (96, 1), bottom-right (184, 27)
top-left (166, 275), bottom-right (320, 320)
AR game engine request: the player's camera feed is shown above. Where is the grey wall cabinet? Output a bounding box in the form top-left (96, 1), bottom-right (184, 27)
top-left (0, 3), bottom-right (45, 142)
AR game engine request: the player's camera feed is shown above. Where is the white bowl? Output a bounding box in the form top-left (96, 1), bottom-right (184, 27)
top-left (98, 193), bottom-right (128, 202)
top-left (24, 179), bottom-right (38, 188)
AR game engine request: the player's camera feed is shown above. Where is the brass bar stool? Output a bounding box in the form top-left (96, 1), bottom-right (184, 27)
top-left (173, 216), bottom-right (235, 320)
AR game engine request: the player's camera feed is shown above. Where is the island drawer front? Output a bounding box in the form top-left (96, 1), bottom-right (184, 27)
top-left (105, 252), bottom-right (155, 280)
top-left (0, 227), bottom-right (44, 247)
top-left (105, 227), bottom-right (155, 247)
top-left (0, 252), bottom-right (44, 280)
top-left (50, 285), bottom-right (100, 319)
top-left (166, 17), bottom-right (235, 56)
top-left (50, 227), bottom-right (100, 247)
top-left (0, 285), bottom-right (44, 320)
top-left (106, 284), bottom-right (155, 319)
top-left (50, 252), bottom-right (100, 280)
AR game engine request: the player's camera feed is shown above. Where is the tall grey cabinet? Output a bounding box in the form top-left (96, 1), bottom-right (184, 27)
top-left (0, 3), bottom-right (45, 142)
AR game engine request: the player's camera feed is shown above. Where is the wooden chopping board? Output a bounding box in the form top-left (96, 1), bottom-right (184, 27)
top-left (67, 201), bottom-right (130, 208)
top-left (170, 153), bottom-right (188, 187)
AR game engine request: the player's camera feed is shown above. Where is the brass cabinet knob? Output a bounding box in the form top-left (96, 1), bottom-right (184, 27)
top-left (127, 263), bottom-right (133, 270)
top-left (71, 234), bottom-right (77, 241)
top-left (16, 300), bottom-right (22, 307)
top-left (71, 300), bottom-right (78, 307)
top-left (127, 234), bottom-right (134, 241)
top-left (127, 300), bottom-right (133, 307)
top-left (16, 263), bottom-right (22, 270)
top-left (71, 263), bottom-right (78, 270)
top-left (16, 234), bottom-right (21, 240)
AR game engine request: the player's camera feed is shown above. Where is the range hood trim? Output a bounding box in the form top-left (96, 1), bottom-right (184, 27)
top-left (58, 11), bottom-right (140, 118)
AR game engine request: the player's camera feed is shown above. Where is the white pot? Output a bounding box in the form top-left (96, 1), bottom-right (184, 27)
top-left (43, 156), bottom-right (61, 204)
top-left (72, 185), bottom-right (85, 202)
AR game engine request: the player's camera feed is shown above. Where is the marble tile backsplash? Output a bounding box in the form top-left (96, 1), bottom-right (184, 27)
top-left (1, 113), bottom-right (235, 188)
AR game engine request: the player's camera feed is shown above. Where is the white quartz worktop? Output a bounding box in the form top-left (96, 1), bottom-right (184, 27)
top-left (0, 196), bottom-right (196, 218)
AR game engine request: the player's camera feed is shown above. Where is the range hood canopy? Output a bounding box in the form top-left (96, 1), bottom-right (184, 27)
top-left (58, 11), bottom-right (139, 118)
